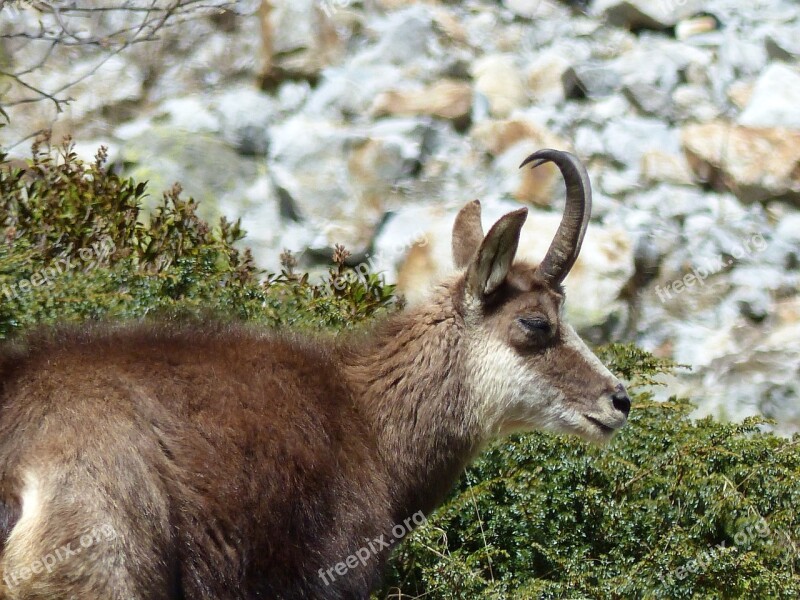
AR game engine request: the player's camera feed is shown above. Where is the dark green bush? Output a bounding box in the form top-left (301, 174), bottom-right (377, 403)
top-left (380, 346), bottom-right (800, 599)
top-left (0, 136), bottom-right (394, 336)
top-left (1, 140), bottom-right (797, 599)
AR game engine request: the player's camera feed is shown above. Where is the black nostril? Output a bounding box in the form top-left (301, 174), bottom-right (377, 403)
top-left (611, 385), bottom-right (631, 416)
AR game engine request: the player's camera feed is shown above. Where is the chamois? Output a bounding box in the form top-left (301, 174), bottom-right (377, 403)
top-left (0, 149), bottom-right (630, 599)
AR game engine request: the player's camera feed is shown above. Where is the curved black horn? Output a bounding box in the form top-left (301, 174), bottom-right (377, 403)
top-left (519, 149), bottom-right (592, 286)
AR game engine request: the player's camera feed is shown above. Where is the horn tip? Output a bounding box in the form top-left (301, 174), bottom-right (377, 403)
top-left (520, 148), bottom-right (564, 169)
top-left (521, 158), bottom-right (547, 170)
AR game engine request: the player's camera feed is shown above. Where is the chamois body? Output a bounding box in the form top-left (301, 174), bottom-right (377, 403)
top-left (0, 313), bottom-right (466, 599)
top-left (0, 150), bottom-right (632, 599)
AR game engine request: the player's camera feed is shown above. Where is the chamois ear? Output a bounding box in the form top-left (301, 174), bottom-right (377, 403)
top-left (452, 200), bottom-right (484, 269)
top-left (466, 207), bottom-right (528, 298)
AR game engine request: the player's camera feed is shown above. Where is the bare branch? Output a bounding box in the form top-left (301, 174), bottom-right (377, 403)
top-left (0, 69), bottom-right (72, 111)
top-left (0, 0), bottom-right (238, 120)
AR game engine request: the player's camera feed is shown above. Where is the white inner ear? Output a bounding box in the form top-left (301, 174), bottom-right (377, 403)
top-left (470, 210), bottom-right (526, 297)
top-left (483, 248), bottom-right (514, 295)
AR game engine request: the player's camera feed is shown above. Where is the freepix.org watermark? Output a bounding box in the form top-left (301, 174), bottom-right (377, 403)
top-left (1, 236), bottom-right (116, 302)
top-left (3, 523), bottom-right (117, 590)
top-left (658, 517), bottom-right (794, 586)
top-left (318, 511), bottom-right (427, 586)
top-left (655, 232), bottom-right (767, 303)
top-left (319, 0), bottom-right (354, 18)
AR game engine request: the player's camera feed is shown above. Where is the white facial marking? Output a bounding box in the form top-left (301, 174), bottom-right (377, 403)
top-left (466, 325), bottom-right (626, 443)
top-left (466, 335), bottom-right (571, 437)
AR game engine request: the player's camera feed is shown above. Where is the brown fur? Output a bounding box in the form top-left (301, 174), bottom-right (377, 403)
top-left (0, 323), bottom-right (395, 599)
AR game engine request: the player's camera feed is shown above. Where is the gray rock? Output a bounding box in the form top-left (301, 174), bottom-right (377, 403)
top-left (628, 184), bottom-right (707, 221)
top-left (464, 11), bottom-right (508, 54)
top-left (502, 0), bottom-right (543, 19)
top-left (601, 117), bottom-right (679, 169)
top-left (600, 168), bottom-right (639, 196)
top-left (641, 149), bottom-right (694, 186)
top-left (562, 62), bottom-right (621, 98)
top-left (592, 0), bottom-right (703, 30)
top-left (765, 28), bottom-right (800, 60)
top-left (765, 210), bottom-right (800, 274)
top-left (265, 0), bottom-right (343, 77)
top-left (719, 34), bottom-right (770, 80)
top-left (45, 55), bottom-right (145, 122)
top-left (775, 211), bottom-right (800, 248)
top-left (583, 94), bottom-right (632, 124)
top-left (155, 97), bottom-right (220, 134)
top-left (589, 188), bottom-right (625, 219)
top-left (622, 52), bottom-right (680, 116)
top-left (691, 297), bottom-right (800, 435)
top-left (268, 116), bottom-right (429, 250)
top-left (148, 88), bottom-right (275, 157)
top-left (623, 80), bottom-right (673, 117)
top-left (210, 87), bottom-right (276, 156)
top-left (353, 6), bottom-right (439, 68)
top-left (573, 125), bottom-right (605, 158)
top-left (218, 176), bottom-right (285, 272)
top-left (524, 45), bottom-right (585, 105)
top-left (276, 81), bottom-right (312, 114)
top-left (616, 41), bottom-right (711, 116)
top-left (672, 84), bottom-right (721, 122)
top-left (503, 0), bottom-right (573, 19)
top-left (270, 0), bottom-right (317, 56)
top-left (268, 116), bottom-right (355, 223)
top-left (472, 54), bottom-right (527, 117)
top-left (304, 64), bottom-right (403, 118)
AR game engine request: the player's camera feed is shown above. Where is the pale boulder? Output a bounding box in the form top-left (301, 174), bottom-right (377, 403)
top-left (370, 80), bottom-right (473, 123)
top-left (471, 54), bottom-right (527, 118)
top-left (641, 150), bottom-right (694, 186)
top-left (526, 51), bottom-right (571, 105)
top-left (682, 121), bottom-right (800, 204)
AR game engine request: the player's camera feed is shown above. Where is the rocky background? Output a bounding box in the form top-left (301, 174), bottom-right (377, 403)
top-left (2, 0), bottom-right (799, 432)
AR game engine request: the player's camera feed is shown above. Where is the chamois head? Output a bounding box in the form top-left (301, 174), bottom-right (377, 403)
top-left (453, 149), bottom-right (630, 443)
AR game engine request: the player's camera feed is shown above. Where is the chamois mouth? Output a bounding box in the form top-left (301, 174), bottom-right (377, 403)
top-left (584, 415), bottom-right (618, 435)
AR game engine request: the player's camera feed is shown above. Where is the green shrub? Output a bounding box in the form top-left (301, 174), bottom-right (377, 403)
top-left (379, 346), bottom-right (800, 599)
top-left (0, 136), bottom-right (394, 336)
top-left (2, 140), bottom-right (797, 599)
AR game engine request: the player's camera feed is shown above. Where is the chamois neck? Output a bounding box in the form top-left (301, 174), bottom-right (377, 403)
top-left (340, 285), bottom-right (482, 518)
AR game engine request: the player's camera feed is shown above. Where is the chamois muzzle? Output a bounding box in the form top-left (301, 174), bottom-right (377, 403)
top-left (520, 149), bottom-right (592, 286)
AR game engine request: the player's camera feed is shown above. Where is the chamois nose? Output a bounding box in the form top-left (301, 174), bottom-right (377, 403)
top-left (611, 384), bottom-right (631, 416)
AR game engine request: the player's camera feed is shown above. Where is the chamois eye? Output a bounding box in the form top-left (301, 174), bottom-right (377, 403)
top-left (517, 317), bottom-right (551, 334)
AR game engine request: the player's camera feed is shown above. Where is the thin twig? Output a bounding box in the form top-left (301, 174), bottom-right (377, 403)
top-left (0, 0), bottom-right (237, 111)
